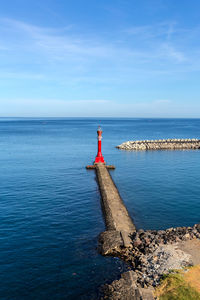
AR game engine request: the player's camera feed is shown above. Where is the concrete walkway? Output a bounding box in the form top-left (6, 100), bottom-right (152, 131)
top-left (96, 163), bottom-right (135, 233)
top-left (95, 163), bottom-right (136, 255)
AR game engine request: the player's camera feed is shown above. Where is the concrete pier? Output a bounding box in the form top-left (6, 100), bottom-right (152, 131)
top-left (96, 164), bottom-right (135, 233)
top-left (86, 126), bottom-right (135, 255)
top-left (87, 163), bottom-right (136, 255)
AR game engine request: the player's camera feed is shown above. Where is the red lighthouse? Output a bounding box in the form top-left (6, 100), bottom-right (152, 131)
top-left (94, 126), bottom-right (105, 164)
top-left (86, 127), bottom-right (115, 169)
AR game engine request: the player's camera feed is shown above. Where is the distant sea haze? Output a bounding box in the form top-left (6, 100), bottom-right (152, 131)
top-left (0, 118), bottom-right (200, 299)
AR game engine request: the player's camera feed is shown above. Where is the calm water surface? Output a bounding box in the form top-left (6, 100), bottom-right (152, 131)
top-left (0, 118), bottom-right (200, 299)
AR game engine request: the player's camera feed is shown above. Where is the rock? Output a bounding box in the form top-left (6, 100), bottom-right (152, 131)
top-left (116, 139), bottom-right (200, 151)
top-left (98, 231), bottom-right (123, 255)
top-left (195, 224), bottom-right (200, 232)
top-left (133, 238), bottom-right (142, 248)
top-left (101, 271), bottom-right (143, 300)
top-left (182, 233), bottom-right (191, 240)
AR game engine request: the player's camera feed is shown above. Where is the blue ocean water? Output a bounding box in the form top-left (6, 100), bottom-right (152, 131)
top-left (0, 118), bottom-right (200, 299)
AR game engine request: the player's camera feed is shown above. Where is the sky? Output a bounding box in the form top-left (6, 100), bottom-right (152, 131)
top-left (1, 0), bottom-right (200, 117)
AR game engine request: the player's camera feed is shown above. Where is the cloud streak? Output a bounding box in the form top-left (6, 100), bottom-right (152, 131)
top-left (0, 18), bottom-right (193, 68)
top-left (1, 97), bottom-right (199, 118)
top-left (0, 16), bottom-right (200, 117)
top-left (0, 98), bottom-right (111, 117)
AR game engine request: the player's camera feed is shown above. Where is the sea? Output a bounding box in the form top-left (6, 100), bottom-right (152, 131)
top-left (0, 118), bottom-right (200, 299)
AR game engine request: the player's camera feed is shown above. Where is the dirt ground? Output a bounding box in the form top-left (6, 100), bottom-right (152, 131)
top-left (184, 265), bottom-right (200, 292)
top-left (177, 239), bottom-right (200, 265)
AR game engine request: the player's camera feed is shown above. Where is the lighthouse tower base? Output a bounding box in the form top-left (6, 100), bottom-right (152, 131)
top-left (95, 156), bottom-right (105, 164)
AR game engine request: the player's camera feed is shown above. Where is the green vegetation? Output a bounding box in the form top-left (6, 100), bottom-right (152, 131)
top-left (155, 272), bottom-right (200, 300)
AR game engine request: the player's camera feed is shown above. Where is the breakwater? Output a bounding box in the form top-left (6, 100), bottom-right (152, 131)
top-left (87, 163), bottom-right (136, 255)
top-left (87, 127), bottom-right (136, 256)
top-left (95, 164), bottom-right (135, 233)
top-left (117, 138), bottom-right (200, 150)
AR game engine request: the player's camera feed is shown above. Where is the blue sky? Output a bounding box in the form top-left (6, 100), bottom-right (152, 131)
top-left (1, 0), bottom-right (200, 117)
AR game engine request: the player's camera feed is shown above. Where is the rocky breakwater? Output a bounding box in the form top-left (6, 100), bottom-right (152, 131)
top-left (116, 138), bottom-right (200, 151)
top-left (101, 224), bottom-right (200, 299)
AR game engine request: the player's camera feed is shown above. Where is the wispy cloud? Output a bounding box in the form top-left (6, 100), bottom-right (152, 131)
top-left (0, 98), bottom-right (111, 117)
top-left (0, 17), bottom-right (192, 68)
top-left (1, 97), bottom-right (199, 118)
top-left (0, 71), bottom-right (45, 80)
top-left (123, 22), bottom-right (172, 38)
top-left (0, 18), bottom-right (114, 60)
top-left (159, 43), bottom-right (186, 62)
top-left (0, 16), bottom-right (200, 117)
top-left (123, 22), bottom-right (188, 63)
top-left (154, 99), bottom-right (172, 104)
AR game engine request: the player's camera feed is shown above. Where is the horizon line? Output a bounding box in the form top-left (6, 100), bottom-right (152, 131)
top-left (0, 116), bottom-right (200, 119)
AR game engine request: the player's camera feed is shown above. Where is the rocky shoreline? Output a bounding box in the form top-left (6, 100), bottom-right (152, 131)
top-left (100, 223), bottom-right (200, 299)
top-left (116, 138), bottom-right (200, 150)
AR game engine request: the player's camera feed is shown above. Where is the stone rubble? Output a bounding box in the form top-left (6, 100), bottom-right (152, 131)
top-left (120, 224), bottom-right (200, 287)
top-left (101, 271), bottom-right (154, 300)
top-left (101, 224), bottom-right (200, 299)
top-left (116, 138), bottom-right (200, 150)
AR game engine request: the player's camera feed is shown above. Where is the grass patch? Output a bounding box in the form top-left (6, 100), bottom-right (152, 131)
top-left (155, 271), bottom-right (200, 300)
